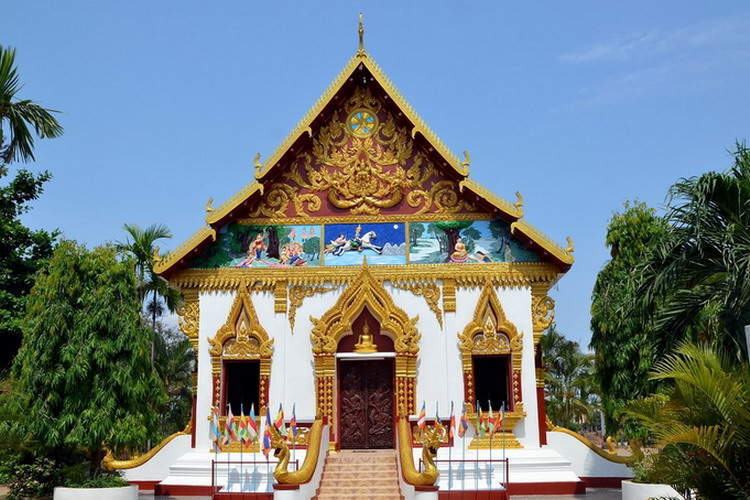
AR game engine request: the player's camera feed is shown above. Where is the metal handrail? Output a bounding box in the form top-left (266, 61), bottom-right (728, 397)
top-left (210, 459), bottom-right (300, 495)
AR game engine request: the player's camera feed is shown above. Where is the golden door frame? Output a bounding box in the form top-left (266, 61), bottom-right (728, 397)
top-left (309, 266), bottom-right (420, 446)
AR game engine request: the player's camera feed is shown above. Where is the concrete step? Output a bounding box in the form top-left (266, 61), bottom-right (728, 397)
top-left (322, 463), bottom-right (397, 473)
top-left (315, 495), bottom-right (402, 500)
top-left (318, 485), bottom-right (400, 495)
top-left (319, 477), bottom-right (396, 487)
top-left (325, 455), bottom-right (396, 464)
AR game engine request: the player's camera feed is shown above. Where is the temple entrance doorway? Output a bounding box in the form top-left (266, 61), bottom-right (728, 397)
top-left (338, 358), bottom-right (395, 449)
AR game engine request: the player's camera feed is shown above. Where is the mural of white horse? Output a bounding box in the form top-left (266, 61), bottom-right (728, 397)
top-left (332, 230), bottom-right (383, 256)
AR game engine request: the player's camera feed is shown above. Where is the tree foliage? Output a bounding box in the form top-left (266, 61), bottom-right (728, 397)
top-left (590, 201), bottom-right (667, 434)
top-left (623, 343), bottom-right (750, 499)
top-left (152, 321), bottom-right (193, 439)
top-left (11, 242), bottom-right (165, 471)
top-left (639, 144), bottom-right (750, 361)
top-left (542, 324), bottom-right (599, 431)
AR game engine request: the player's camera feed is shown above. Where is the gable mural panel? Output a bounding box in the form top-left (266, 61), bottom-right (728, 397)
top-left (409, 219), bottom-right (539, 264)
top-left (323, 222), bottom-right (406, 266)
top-left (189, 223), bottom-right (321, 268)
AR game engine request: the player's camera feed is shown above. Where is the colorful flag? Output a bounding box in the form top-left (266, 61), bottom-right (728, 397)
top-left (458, 403), bottom-right (469, 438)
top-left (210, 406), bottom-right (221, 448)
top-left (448, 401), bottom-right (456, 439)
top-left (475, 401), bottom-right (486, 438)
top-left (495, 407), bottom-right (504, 431)
top-left (417, 401), bottom-right (427, 431)
top-left (226, 405), bottom-right (237, 442)
top-left (275, 403), bottom-right (287, 436)
top-left (488, 401), bottom-right (496, 436)
top-left (262, 406), bottom-right (273, 458)
top-left (290, 403), bottom-right (298, 439)
top-left (247, 403), bottom-right (259, 442)
top-left (238, 407), bottom-right (249, 446)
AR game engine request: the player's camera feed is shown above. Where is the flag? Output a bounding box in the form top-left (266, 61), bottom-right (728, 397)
top-left (495, 407), bottom-right (504, 431)
top-left (475, 401), bottom-right (485, 438)
top-left (458, 403), bottom-right (469, 438)
top-left (262, 406), bottom-right (273, 458)
top-left (448, 401), bottom-right (456, 439)
top-left (290, 403), bottom-right (298, 439)
top-left (238, 407), bottom-right (249, 446)
top-left (275, 403), bottom-right (287, 436)
top-left (226, 405), bottom-right (237, 442)
top-left (247, 404), bottom-right (259, 442)
top-left (488, 402), bottom-right (496, 436)
top-left (210, 406), bottom-right (221, 448)
top-left (417, 401), bottom-right (427, 431)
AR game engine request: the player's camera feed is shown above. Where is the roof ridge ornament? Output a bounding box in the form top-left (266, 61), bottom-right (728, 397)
top-left (357, 13), bottom-right (366, 57)
top-left (253, 152), bottom-right (263, 178)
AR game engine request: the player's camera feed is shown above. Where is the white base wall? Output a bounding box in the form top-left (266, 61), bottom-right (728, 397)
top-left (120, 434), bottom-right (192, 482)
top-left (546, 431), bottom-right (633, 479)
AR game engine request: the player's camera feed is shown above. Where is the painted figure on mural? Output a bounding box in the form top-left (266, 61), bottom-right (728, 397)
top-left (324, 222), bottom-right (406, 266)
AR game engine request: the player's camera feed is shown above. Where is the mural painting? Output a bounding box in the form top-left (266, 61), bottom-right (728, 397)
top-left (189, 223), bottom-right (321, 268)
top-left (408, 219), bottom-right (539, 264)
top-left (323, 222), bottom-right (406, 266)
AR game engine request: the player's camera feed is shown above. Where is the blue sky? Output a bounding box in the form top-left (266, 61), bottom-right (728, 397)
top-left (3, 2), bottom-right (749, 347)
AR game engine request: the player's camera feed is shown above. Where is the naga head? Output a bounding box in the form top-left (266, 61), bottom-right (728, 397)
top-left (419, 421), bottom-right (447, 463)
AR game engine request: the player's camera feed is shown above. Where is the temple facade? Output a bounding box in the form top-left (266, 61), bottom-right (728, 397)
top-left (109, 29), bottom-right (633, 498)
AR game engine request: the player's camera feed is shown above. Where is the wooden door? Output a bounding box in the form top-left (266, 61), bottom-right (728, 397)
top-left (338, 359), bottom-right (394, 449)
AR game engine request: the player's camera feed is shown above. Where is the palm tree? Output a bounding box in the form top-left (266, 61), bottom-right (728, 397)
top-left (639, 144), bottom-right (750, 361)
top-left (0, 46), bottom-right (63, 163)
top-left (623, 343), bottom-right (750, 498)
top-left (118, 223), bottom-right (181, 363)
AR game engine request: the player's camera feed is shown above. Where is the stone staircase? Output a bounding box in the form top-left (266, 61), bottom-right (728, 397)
top-left (314, 449), bottom-right (403, 500)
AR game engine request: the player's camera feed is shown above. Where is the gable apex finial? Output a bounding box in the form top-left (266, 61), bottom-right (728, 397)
top-left (357, 12), bottom-right (366, 56)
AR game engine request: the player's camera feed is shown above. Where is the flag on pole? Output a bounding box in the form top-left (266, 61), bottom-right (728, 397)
top-left (495, 406), bottom-right (504, 431)
top-left (238, 407), bottom-right (250, 446)
top-left (458, 403), bottom-right (469, 438)
top-left (262, 406), bottom-right (273, 457)
top-left (248, 403), bottom-right (259, 442)
top-left (226, 405), bottom-right (237, 442)
top-left (417, 401), bottom-right (427, 431)
top-left (448, 401), bottom-right (456, 439)
top-left (210, 406), bottom-right (221, 448)
top-left (475, 401), bottom-right (486, 438)
top-left (275, 403), bottom-right (287, 436)
top-left (290, 403), bottom-right (298, 439)
top-left (488, 401), bottom-right (496, 436)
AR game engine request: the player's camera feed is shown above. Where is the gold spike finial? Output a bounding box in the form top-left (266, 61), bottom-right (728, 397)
top-left (205, 197), bottom-right (214, 213)
top-left (253, 152), bottom-right (262, 171)
top-left (565, 236), bottom-right (575, 254)
top-left (514, 191), bottom-right (524, 212)
top-left (461, 151), bottom-right (471, 172)
top-left (357, 13), bottom-right (365, 56)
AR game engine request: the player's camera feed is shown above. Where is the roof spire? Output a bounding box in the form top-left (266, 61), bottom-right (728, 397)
top-left (357, 12), bottom-right (366, 56)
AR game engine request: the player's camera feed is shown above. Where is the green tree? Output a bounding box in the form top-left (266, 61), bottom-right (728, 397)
top-left (624, 343), bottom-right (750, 499)
top-left (152, 321), bottom-right (193, 438)
top-left (409, 222), bottom-right (425, 247)
top-left (0, 46), bottom-right (63, 372)
top-left (0, 45), bottom-right (63, 164)
top-left (541, 324), bottom-right (599, 430)
top-left (590, 201), bottom-right (667, 434)
top-left (303, 236), bottom-right (320, 260)
top-left (11, 242), bottom-right (164, 474)
top-left (118, 223), bottom-right (181, 363)
top-left (640, 144), bottom-right (750, 361)
top-left (435, 220), bottom-right (472, 257)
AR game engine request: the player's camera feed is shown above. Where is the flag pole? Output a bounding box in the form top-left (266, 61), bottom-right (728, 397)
top-left (488, 400), bottom-right (493, 491)
top-left (240, 403), bottom-right (244, 491)
top-left (502, 402), bottom-right (506, 487)
top-left (448, 401), bottom-right (453, 492)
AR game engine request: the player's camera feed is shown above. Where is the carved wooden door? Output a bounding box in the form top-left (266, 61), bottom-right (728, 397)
top-left (339, 360), bottom-right (394, 449)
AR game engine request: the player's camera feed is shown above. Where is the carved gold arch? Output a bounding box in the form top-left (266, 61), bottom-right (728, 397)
top-left (208, 287), bottom-right (274, 411)
top-left (309, 265), bottom-right (420, 446)
top-left (458, 284), bottom-right (523, 408)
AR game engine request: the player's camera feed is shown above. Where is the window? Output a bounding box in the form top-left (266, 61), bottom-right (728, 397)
top-left (224, 360), bottom-right (260, 414)
top-left (472, 355), bottom-right (510, 412)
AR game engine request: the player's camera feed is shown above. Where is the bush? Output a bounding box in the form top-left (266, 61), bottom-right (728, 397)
top-left (0, 452), bottom-right (21, 484)
top-left (6, 457), bottom-right (58, 499)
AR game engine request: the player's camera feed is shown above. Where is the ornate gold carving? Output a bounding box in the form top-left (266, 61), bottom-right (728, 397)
top-left (458, 284), bottom-right (524, 406)
top-left (177, 289), bottom-right (199, 351)
top-left (309, 266), bottom-right (420, 355)
top-left (393, 283), bottom-right (443, 328)
top-left (238, 212), bottom-right (493, 226)
top-left (398, 416), bottom-right (443, 486)
top-left (536, 367), bottom-right (545, 388)
top-left (154, 226), bottom-right (217, 275)
top-left (407, 180), bottom-right (476, 215)
top-left (270, 417), bottom-right (325, 484)
top-left (531, 289), bottom-right (555, 343)
top-left (288, 285), bottom-right (336, 330)
top-left (103, 426), bottom-right (190, 470)
top-left (208, 287), bottom-right (273, 376)
top-left (466, 402), bottom-right (525, 449)
top-left (274, 281), bottom-right (288, 313)
top-left (169, 262), bottom-right (561, 292)
top-left (442, 279), bottom-right (456, 313)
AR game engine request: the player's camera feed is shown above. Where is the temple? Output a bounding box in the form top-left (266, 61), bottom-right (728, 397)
top-left (108, 20), bottom-right (633, 499)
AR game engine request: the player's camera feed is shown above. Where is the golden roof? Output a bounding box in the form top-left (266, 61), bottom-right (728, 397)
top-left (155, 47), bottom-right (574, 276)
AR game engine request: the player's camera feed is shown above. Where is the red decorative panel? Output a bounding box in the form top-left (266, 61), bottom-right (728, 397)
top-left (537, 385), bottom-right (547, 445)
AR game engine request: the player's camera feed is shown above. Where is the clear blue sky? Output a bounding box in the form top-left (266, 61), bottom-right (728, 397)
top-left (4, 2), bottom-right (749, 347)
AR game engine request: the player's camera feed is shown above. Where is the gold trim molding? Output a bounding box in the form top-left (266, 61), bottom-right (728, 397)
top-left (238, 212), bottom-right (493, 226)
top-left (169, 262), bottom-right (560, 292)
top-left (531, 282), bottom-right (555, 344)
top-left (392, 283), bottom-right (443, 328)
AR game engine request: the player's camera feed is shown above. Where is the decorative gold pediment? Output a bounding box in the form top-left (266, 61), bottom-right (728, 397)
top-left (208, 287), bottom-right (273, 373)
top-left (309, 265), bottom-right (420, 355)
top-left (457, 284), bottom-right (522, 361)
